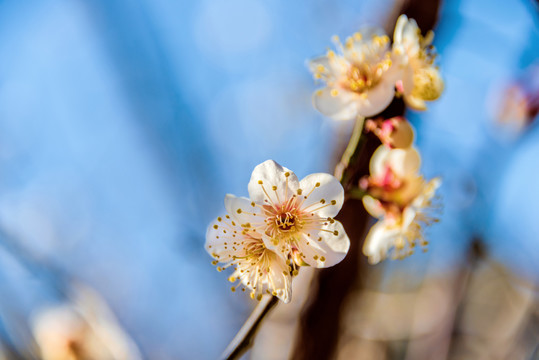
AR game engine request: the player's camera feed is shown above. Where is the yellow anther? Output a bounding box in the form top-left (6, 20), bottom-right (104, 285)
top-left (320, 256), bottom-right (326, 262)
top-left (330, 89), bottom-right (339, 97)
top-left (258, 180), bottom-right (263, 184)
top-left (297, 189), bottom-right (303, 195)
top-left (236, 209), bottom-right (242, 214)
top-left (211, 260), bottom-right (218, 265)
top-left (320, 199), bottom-right (326, 204)
top-left (231, 287), bottom-right (236, 292)
top-left (353, 32), bottom-right (362, 41)
top-left (333, 231), bottom-right (339, 236)
top-left (331, 200), bottom-right (337, 205)
top-left (315, 182), bottom-right (320, 187)
top-left (284, 172), bottom-right (290, 177)
top-left (213, 225), bottom-right (218, 229)
top-left (313, 255), bottom-right (319, 260)
top-left (217, 217), bottom-right (222, 221)
top-left (272, 185), bottom-right (277, 191)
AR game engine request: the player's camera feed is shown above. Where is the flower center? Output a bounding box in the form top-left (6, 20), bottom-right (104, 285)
top-left (275, 212), bottom-right (297, 232)
top-left (344, 58), bottom-right (392, 94)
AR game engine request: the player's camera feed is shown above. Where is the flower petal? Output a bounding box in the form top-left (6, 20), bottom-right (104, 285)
top-left (205, 215), bottom-right (245, 262)
top-left (362, 195), bottom-right (385, 219)
top-left (296, 220), bottom-right (350, 268)
top-left (248, 160), bottom-right (299, 205)
top-left (307, 56), bottom-right (343, 80)
top-left (224, 194), bottom-right (260, 225)
top-left (298, 173), bottom-right (344, 218)
top-left (370, 146), bottom-right (421, 178)
top-left (362, 220), bottom-right (399, 264)
top-left (356, 79), bottom-right (396, 117)
top-left (312, 87), bottom-right (359, 121)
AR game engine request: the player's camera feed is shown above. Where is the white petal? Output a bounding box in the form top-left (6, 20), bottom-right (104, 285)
top-left (205, 216), bottom-right (245, 261)
top-left (369, 146), bottom-right (421, 178)
top-left (224, 194), bottom-right (260, 225)
top-left (296, 220), bottom-right (350, 268)
top-left (362, 195), bottom-right (385, 219)
top-left (362, 220), bottom-right (399, 264)
top-left (356, 80), bottom-right (395, 117)
top-left (369, 145), bottom-right (391, 178)
top-left (247, 160), bottom-right (299, 205)
top-left (266, 252), bottom-right (293, 302)
top-left (389, 147), bottom-right (421, 177)
top-left (393, 15), bottom-right (408, 45)
top-left (312, 87), bottom-right (359, 121)
top-left (299, 173), bottom-right (344, 218)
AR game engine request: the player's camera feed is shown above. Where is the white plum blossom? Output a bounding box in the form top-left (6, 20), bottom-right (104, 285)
top-left (206, 214), bottom-right (292, 302)
top-left (32, 288), bottom-right (142, 360)
top-left (360, 145), bottom-right (441, 264)
top-left (393, 14), bottom-right (444, 110)
top-left (363, 177), bottom-right (441, 264)
top-left (309, 30), bottom-right (399, 120)
top-left (206, 160), bottom-right (350, 302)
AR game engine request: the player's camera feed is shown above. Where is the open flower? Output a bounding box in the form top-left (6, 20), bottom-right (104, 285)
top-left (363, 178), bottom-right (441, 264)
top-left (393, 14), bottom-right (444, 110)
top-left (206, 160), bottom-right (350, 302)
top-left (206, 214), bottom-right (292, 302)
top-left (360, 145), bottom-right (441, 263)
top-left (309, 30), bottom-right (398, 120)
top-left (245, 160), bottom-right (349, 267)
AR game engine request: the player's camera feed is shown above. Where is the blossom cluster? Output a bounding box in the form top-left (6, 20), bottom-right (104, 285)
top-left (308, 15), bottom-right (443, 120)
top-left (308, 15), bottom-right (444, 264)
top-left (361, 118), bottom-right (441, 264)
top-left (206, 14), bottom-right (444, 304)
top-left (206, 160), bottom-right (350, 303)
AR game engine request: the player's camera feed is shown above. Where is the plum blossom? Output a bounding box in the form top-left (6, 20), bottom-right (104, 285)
top-left (308, 30), bottom-right (398, 120)
top-left (360, 145), bottom-right (441, 264)
top-left (32, 287), bottom-right (142, 360)
top-left (206, 160), bottom-right (350, 302)
top-left (206, 213), bottom-right (292, 302)
top-left (393, 15), bottom-right (444, 110)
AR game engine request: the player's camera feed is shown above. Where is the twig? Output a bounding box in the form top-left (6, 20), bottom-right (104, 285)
top-left (220, 295), bottom-right (279, 360)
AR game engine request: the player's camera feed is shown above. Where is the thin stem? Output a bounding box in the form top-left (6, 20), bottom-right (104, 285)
top-left (334, 116), bottom-right (366, 189)
top-left (220, 295), bottom-right (279, 360)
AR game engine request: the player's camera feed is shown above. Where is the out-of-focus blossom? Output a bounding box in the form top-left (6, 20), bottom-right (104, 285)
top-left (363, 177), bottom-right (440, 264)
top-left (206, 160), bottom-right (350, 302)
top-left (365, 116), bottom-right (415, 148)
top-left (360, 146), bottom-right (441, 264)
top-left (206, 214), bottom-right (292, 302)
top-left (32, 286), bottom-right (141, 360)
top-left (308, 30), bottom-right (398, 120)
top-left (492, 66), bottom-right (539, 136)
top-left (393, 15), bottom-right (444, 110)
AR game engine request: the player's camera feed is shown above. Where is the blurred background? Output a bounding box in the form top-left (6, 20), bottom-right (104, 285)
top-left (0, 0), bottom-right (536, 359)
